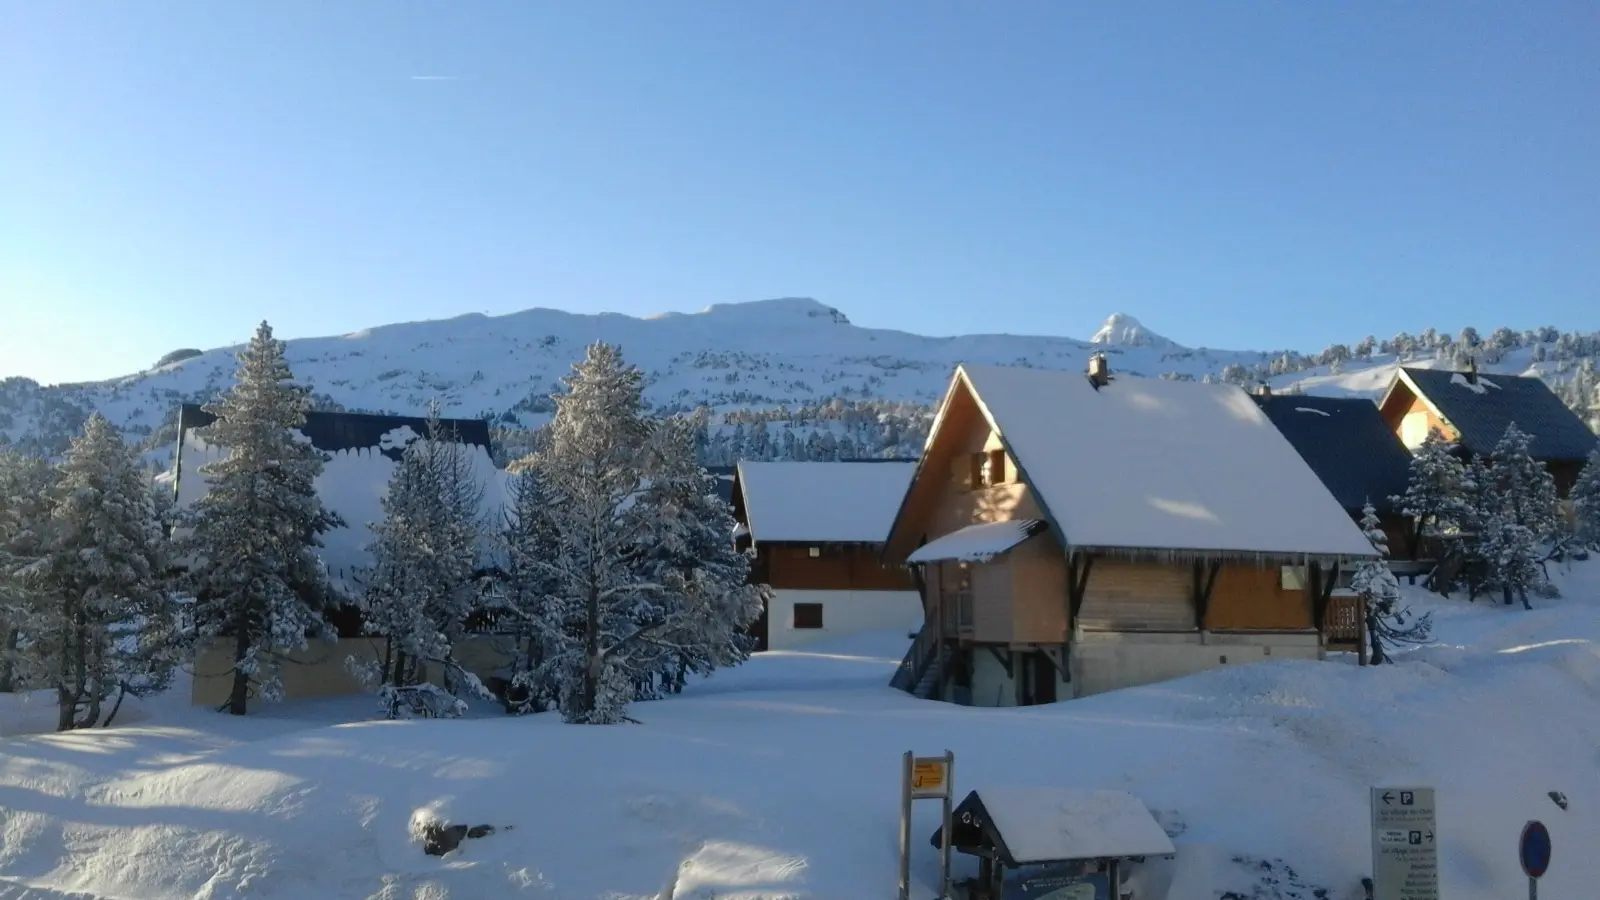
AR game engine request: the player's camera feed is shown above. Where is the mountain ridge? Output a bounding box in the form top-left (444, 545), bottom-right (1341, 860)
top-left (2, 299), bottom-right (1596, 462)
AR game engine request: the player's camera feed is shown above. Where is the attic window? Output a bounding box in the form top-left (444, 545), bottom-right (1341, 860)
top-left (969, 450), bottom-right (1007, 489)
top-left (808, 546), bottom-right (821, 558)
top-left (1281, 566), bottom-right (1307, 591)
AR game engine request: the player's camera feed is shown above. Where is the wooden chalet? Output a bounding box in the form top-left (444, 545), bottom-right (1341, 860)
top-left (731, 460), bottom-right (919, 651)
top-left (882, 357), bottom-right (1380, 706)
top-left (1379, 364), bottom-right (1598, 497)
top-left (1252, 389), bottom-right (1418, 558)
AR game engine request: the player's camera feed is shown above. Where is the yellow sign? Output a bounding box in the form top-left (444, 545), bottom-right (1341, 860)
top-left (911, 758), bottom-right (949, 797)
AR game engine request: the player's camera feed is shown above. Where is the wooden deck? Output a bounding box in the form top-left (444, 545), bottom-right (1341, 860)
top-left (1323, 593), bottom-right (1370, 665)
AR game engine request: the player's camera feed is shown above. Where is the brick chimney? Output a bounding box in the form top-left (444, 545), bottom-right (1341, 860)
top-left (1465, 357), bottom-right (1479, 385)
top-left (1087, 353), bottom-right (1110, 389)
top-left (1256, 382), bottom-right (1272, 397)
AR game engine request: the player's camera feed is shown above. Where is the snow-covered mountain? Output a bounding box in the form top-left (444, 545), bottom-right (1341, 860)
top-left (2, 297), bottom-right (1596, 461)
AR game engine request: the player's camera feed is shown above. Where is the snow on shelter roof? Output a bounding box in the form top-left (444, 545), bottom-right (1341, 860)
top-left (735, 460), bottom-right (915, 544)
top-left (955, 365), bottom-right (1379, 559)
top-left (933, 788), bottom-right (1176, 865)
top-left (908, 520), bottom-right (1047, 564)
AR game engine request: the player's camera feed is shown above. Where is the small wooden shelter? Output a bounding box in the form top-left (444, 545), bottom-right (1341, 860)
top-left (929, 787), bottom-right (1176, 900)
top-left (883, 359), bottom-right (1379, 705)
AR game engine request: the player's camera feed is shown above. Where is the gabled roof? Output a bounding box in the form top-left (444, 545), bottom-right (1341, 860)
top-left (734, 460), bottom-right (915, 544)
top-left (927, 365), bottom-right (1377, 559)
top-left (1252, 394), bottom-right (1414, 515)
top-left (1387, 368), bottom-right (1597, 462)
top-left (930, 788), bottom-right (1176, 866)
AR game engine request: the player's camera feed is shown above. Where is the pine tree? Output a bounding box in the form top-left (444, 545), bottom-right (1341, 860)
top-left (499, 463), bottom-right (562, 714)
top-left (1392, 428), bottom-right (1469, 555)
top-left (522, 343), bottom-right (763, 724)
top-left (1478, 424), bottom-right (1559, 608)
top-left (15, 415), bottom-right (181, 729)
top-left (633, 418), bottom-right (767, 697)
top-left (182, 322), bottom-right (341, 715)
top-left (1352, 501), bottom-right (1431, 665)
top-left (356, 406), bottom-right (489, 714)
top-left (0, 450), bottom-right (56, 693)
top-left (1573, 447), bottom-right (1600, 551)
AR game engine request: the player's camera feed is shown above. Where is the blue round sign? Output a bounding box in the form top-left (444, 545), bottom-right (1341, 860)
top-left (1520, 820), bottom-right (1551, 879)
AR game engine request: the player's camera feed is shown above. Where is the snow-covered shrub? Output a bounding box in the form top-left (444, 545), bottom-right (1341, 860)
top-left (380, 683), bottom-right (467, 720)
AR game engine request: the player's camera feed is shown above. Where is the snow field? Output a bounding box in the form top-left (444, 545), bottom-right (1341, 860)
top-left (0, 569), bottom-right (1596, 899)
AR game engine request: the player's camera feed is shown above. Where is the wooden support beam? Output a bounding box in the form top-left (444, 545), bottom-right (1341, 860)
top-left (985, 645), bottom-right (1014, 678)
top-left (1069, 553), bottom-right (1094, 620)
top-left (1192, 560), bottom-right (1222, 629)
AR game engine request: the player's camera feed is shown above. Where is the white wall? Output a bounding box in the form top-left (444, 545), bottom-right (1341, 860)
top-left (1068, 630), bottom-right (1322, 699)
top-left (764, 589), bottom-right (923, 651)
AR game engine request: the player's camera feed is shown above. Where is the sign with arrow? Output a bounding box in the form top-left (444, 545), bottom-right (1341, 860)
top-left (1370, 787), bottom-right (1438, 900)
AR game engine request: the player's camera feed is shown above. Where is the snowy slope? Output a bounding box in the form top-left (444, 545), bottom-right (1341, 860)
top-left (4, 299), bottom-right (1595, 461)
top-left (0, 302), bottom-right (1287, 451)
top-left (1, 565), bottom-right (1597, 900)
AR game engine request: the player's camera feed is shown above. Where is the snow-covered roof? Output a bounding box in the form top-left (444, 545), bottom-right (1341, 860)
top-left (954, 365), bottom-right (1378, 559)
top-left (940, 788), bottom-right (1176, 865)
top-left (735, 460), bottom-right (915, 544)
top-left (907, 520), bottom-right (1046, 564)
top-left (172, 407), bottom-right (509, 591)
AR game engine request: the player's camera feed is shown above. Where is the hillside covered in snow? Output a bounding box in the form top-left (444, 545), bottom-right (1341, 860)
top-left (2, 298), bottom-right (1597, 462)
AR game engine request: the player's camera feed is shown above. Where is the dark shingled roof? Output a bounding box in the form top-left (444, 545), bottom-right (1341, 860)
top-left (1400, 367), bottom-right (1598, 462)
top-left (178, 403), bottom-right (492, 462)
top-left (1253, 394), bottom-right (1414, 515)
top-left (704, 465), bottom-right (737, 505)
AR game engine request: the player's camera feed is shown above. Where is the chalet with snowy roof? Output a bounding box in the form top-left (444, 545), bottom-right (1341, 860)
top-left (731, 460), bottom-right (920, 651)
top-left (1252, 390), bottom-right (1418, 557)
top-left (882, 356), bottom-right (1379, 706)
top-left (1379, 364), bottom-right (1598, 497)
top-left (169, 403), bottom-right (507, 609)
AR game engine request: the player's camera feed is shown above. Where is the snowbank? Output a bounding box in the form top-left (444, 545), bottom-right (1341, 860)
top-left (0, 570), bottom-right (1598, 899)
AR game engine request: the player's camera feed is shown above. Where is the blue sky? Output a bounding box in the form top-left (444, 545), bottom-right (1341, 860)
top-left (3, 2), bottom-right (1596, 385)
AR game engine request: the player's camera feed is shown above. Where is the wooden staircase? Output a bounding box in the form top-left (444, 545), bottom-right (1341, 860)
top-left (891, 625), bottom-right (948, 701)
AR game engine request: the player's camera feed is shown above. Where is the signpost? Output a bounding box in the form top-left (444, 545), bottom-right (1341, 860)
top-left (1370, 787), bottom-right (1438, 900)
top-left (899, 750), bottom-right (955, 900)
top-left (1519, 820), bottom-right (1551, 900)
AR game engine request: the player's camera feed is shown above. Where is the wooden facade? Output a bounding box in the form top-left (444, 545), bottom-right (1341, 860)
top-left (887, 368), bottom-right (1349, 707)
top-left (752, 543), bottom-right (915, 592)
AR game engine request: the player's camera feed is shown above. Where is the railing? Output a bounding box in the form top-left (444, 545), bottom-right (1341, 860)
top-left (890, 623), bottom-right (942, 693)
top-left (1323, 594), bottom-right (1366, 651)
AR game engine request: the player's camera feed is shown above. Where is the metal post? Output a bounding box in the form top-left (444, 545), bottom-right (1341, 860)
top-left (1528, 875), bottom-right (1537, 900)
top-left (939, 749), bottom-right (954, 899)
top-left (899, 751), bottom-right (912, 900)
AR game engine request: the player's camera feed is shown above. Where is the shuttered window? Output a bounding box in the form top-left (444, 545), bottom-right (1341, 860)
top-left (1077, 561), bottom-right (1195, 632)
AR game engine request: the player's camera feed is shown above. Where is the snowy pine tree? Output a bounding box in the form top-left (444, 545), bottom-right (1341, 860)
top-left (1392, 428), bottom-right (1468, 553)
top-left (181, 322), bottom-right (341, 715)
top-left (1351, 501), bottom-right (1431, 665)
top-left (1477, 424), bottom-right (1559, 608)
top-left (0, 450), bottom-right (56, 693)
top-left (633, 417), bottom-right (766, 698)
top-left (520, 343), bottom-right (762, 724)
top-left (15, 414), bottom-right (181, 730)
top-left (500, 463), bottom-right (562, 714)
top-left (356, 407), bottom-right (489, 714)
top-left (1573, 447), bottom-right (1600, 551)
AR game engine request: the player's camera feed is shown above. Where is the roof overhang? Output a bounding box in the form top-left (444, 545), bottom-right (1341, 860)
top-left (906, 520), bottom-right (1047, 564)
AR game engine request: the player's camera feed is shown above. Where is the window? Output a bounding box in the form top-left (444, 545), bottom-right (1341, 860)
top-left (1281, 566), bottom-right (1307, 590)
top-left (793, 602), bottom-right (824, 629)
top-left (953, 567), bottom-right (974, 630)
top-left (808, 546), bottom-right (821, 558)
top-left (967, 449), bottom-right (1008, 490)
